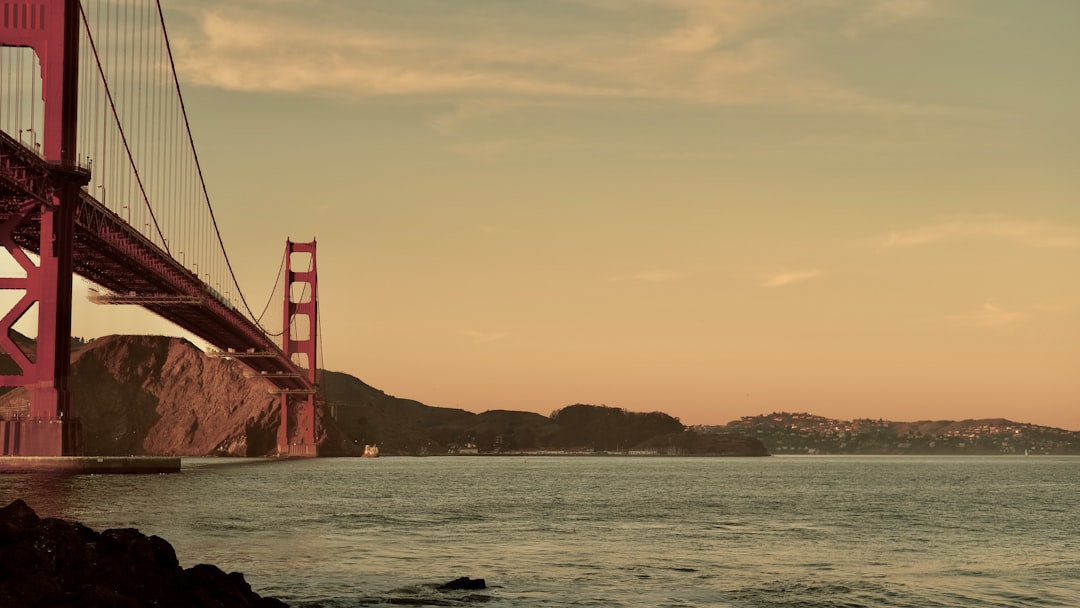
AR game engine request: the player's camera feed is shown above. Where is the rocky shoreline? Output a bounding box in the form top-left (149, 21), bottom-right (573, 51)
top-left (0, 499), bottom-right (287, 608)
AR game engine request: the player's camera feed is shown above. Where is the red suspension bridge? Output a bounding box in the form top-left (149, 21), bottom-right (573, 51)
top-left (0, 0), bottom-right (323, 457)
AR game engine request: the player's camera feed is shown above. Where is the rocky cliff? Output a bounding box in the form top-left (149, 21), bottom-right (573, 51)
top-left (0, 335), bottom-right (320, 457)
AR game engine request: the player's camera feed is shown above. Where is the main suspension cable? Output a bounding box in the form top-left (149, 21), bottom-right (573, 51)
top-left (154, 0), bottom-right (264, 328)
top-left (256, 246), bottom-right (287, 332)
top-left (79, 3), bottom-right (169, 252)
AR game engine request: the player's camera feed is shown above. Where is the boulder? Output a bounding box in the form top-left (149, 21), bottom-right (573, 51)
top-left (0, 499), bottom-right (288, 608)
top-left (437, 576), bottom-right (487, 591)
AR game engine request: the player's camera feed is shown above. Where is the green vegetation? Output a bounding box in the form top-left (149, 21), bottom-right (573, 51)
top-left (547, 404), bottom-right (683, 451)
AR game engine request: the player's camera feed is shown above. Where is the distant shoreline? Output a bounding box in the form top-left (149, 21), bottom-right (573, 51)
top-left (366, 451), bottom-right (771, 457)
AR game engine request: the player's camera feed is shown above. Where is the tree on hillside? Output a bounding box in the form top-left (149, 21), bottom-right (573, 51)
top-left (549, 404), bottom-right (683, 451)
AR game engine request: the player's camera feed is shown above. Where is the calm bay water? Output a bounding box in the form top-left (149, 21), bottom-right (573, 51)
top-left (2, 456), bottom-right (1078, 607)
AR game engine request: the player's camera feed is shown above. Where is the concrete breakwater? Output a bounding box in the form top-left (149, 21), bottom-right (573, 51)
top-left (0, 456), bottom-right (180, 474)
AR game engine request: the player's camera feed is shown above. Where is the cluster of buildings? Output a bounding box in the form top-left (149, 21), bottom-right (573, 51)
top-left (696, 412), bottom-right (1080, 455)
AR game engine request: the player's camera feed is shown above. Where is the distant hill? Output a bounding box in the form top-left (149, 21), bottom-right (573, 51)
top-left (7, 336), bottom-right (1074, 457)
top-left (711, 412), bottom-right (1080, 455)
top-left (0, 334), bottom-right (767, 457)
top-left (324, 373), bottom-right (766, 456)
top-left (323, 369), bottom-right (557, 455)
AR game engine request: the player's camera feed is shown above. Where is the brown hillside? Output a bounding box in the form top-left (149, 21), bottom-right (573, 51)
top-left (0, 335), bottom-right (345, 457)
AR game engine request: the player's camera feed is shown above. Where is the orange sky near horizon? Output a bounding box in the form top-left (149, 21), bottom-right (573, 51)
top-left (5, 0), bottom-right (1078, 431)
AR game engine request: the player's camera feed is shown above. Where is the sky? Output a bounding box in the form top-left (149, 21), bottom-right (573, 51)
top-left (12, 0), bottom-right (1080, 429)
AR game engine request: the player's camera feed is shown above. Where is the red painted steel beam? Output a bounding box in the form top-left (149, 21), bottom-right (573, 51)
top-left (0, 147), bottom-right (313, 392)
top-left (279, 239), bottom-right (319, 456)
top-left (0, 132), bottom-right (54, 205)
top-left (0, 0), bottom-right (85, 455)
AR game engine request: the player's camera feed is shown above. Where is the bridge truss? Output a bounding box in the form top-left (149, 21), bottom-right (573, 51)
top-left (0, 0), bottom-right (322, 457)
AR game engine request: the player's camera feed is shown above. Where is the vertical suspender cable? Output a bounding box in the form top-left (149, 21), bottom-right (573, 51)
top-left (154, 0), bottom-right (266, 327)
top-left (79, 3), bottom-right (170, 253)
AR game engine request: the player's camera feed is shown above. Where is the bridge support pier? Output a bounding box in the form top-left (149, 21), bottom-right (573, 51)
top-left (0, 419), bottom-right (81, 457)
top-left (278, 394), bottom-right (316, 457)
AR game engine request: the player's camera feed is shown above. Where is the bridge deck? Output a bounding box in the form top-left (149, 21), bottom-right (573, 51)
top-left (0, 131), bottom-right (311, 392)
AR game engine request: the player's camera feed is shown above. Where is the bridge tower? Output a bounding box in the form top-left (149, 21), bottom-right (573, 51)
top-left (0, 0), bottom-right (89, 456)
top-left (278, 239), bottom-right (319, 457)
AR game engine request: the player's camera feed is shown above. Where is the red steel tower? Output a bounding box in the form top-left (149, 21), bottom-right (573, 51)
top-left (277, 239), bottom-right (319, 456)
top-left (0, 0), bottom-right (89, 455)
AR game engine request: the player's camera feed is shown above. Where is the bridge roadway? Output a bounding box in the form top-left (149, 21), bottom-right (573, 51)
top-left (0, 130), bottom-right (312, 393)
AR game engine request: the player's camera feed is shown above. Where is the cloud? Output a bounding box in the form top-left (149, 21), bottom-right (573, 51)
top-left (880, 216), bottom-right (1080, 249)
top-left (609, 269), bottom-right (684, 283)
top-left (654, 24), bottom-right (722, 54)
top-left (430, 100), bottom-right (520, 134)
top-left (652, 0), bottom-right (780, 45)
top-left (172, 9), bottom-right (624, 98)
top-left (848, 0), bottom-right (942, 35)
top-left (760, 270), bottom-right (822, 288)
top-left (164, 1), bottom-right (953, 113)
top-left (448, 139), bottom-right (517, 159)
top-left (1031, 297), bottom-right (1080, 313)
top-left (460, 329), bottom-right (507, 344)
top-left (952, 297), bottom-right (1080, 328)
top-left (957, 300), bottom-right (1026, 328)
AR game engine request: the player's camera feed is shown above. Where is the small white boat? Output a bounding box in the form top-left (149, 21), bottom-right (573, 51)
top-left (362, 444), bottom-right (380, 458)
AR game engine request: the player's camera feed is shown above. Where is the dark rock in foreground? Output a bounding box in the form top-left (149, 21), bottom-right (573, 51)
top-left (0, 499), bottom-right (287, 608)
top-left (437, 576), bottom-right (487, 591)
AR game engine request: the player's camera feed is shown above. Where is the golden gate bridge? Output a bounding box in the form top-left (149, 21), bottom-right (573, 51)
top-left (0, 0), bottom-right (323, 457)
